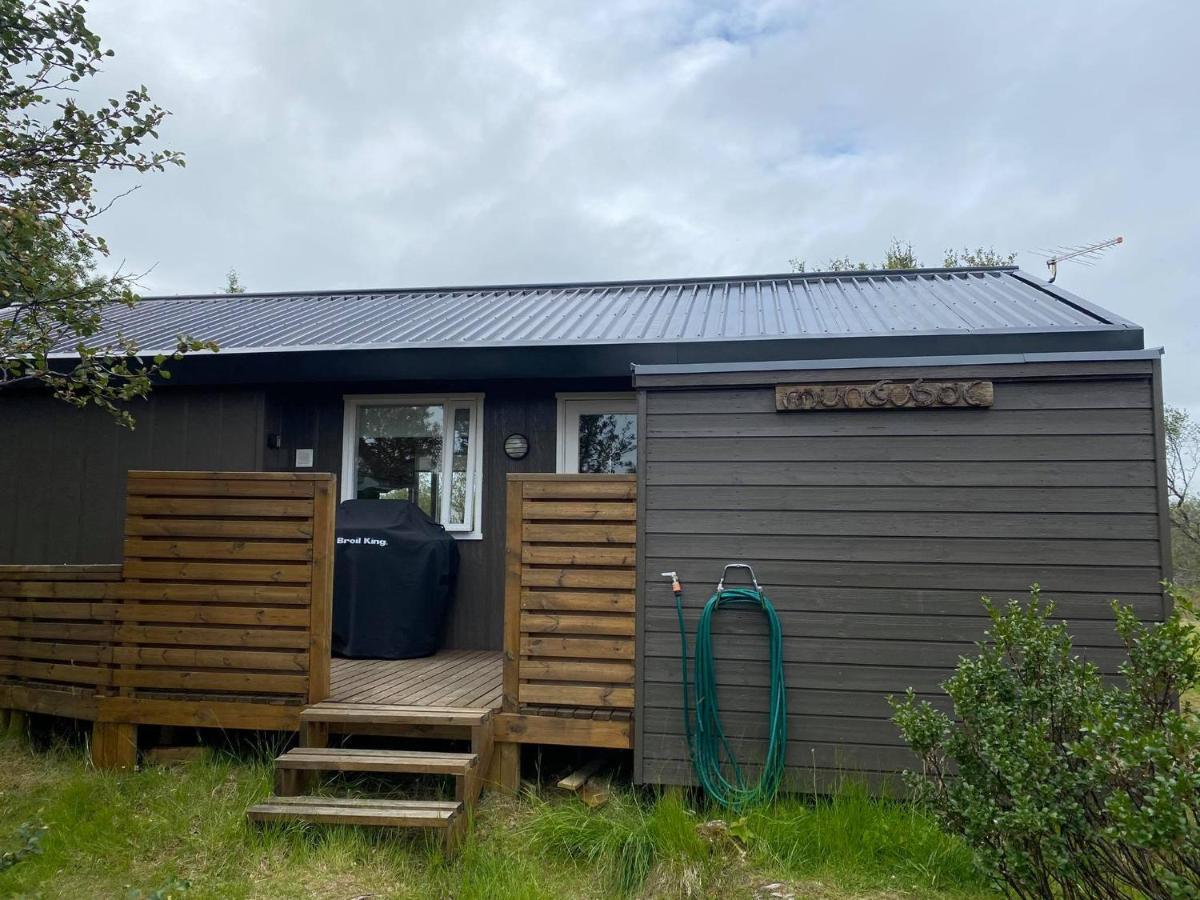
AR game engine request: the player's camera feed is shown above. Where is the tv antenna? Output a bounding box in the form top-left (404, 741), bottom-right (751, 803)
top-left (1033, 235), bottom-right (1123, 283)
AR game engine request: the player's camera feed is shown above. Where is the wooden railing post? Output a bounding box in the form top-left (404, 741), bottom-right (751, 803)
top-left (307, 476), bottom-right (336, 705)
top-left (494, 475), bottom-right (525, 792)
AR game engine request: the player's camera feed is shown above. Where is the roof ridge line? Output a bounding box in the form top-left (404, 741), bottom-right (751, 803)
top-left (137, 266), bottom-right (1021, 302)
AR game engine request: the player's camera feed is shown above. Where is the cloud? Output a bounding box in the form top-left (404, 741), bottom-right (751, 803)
top-left (80, 0), bottom-right (1200, 407)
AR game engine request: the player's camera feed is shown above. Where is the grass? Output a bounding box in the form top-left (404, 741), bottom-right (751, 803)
top-left (524, 781), bottom-right (990, 898)
top-left (0, 731), bottom-right (996, 899)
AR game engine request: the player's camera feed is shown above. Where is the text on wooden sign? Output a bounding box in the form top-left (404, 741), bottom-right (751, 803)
top-left (775, 379), bottom-right (994, 411)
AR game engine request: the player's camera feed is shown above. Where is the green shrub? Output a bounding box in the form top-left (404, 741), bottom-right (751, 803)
top-left (892, 586), bottom-right (1200, 899)
top-left (0, 822), bottom-right (46, 873)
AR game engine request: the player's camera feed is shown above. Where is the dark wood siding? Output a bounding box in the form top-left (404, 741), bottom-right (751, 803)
top-left (0, 388), bottom-right (264, 565)
top-left (634, 359), bottom-right (1171, 788)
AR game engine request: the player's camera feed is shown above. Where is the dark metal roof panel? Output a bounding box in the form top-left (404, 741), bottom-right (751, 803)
top-left (48, 266), bottom-right (1137, 357)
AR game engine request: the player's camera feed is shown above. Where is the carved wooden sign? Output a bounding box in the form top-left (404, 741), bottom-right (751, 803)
top-left (775, 379), bottom-right (994, 411)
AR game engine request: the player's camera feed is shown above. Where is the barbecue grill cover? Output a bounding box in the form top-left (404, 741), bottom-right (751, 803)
top-left (332, 500), bottom-right (460, 659)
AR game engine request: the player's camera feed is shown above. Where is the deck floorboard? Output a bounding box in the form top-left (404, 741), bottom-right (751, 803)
top-left (328, 650), bottom-right (502, 709)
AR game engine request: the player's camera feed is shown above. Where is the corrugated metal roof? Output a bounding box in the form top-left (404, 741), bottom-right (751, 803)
top-left (54, 267), bottom-right (1137, 356)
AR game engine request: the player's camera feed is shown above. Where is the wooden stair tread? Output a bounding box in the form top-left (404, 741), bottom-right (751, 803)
top-left (302, 702), bottom-right (493, 727)
top-left (247, 795), bottom-right (461, 828)
top-left (261, 795), bottom-right (460, 809)
top-left (277, 747), bottom-right (477, 774)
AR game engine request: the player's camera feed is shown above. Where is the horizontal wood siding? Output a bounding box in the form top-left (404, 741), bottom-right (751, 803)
top-left (0, 471), bottom-right (335, 722)
top-left (505, 475), bottom-right (638, 712)
top-left (635, 364), bottom-right (1170, 788)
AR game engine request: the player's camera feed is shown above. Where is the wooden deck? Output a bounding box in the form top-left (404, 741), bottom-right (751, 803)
top-left (328, 650), bottom-right (503, 709)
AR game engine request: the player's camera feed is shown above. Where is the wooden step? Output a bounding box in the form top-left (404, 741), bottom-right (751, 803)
top-left (247, 795), bottom-right (461, 829)
top-left (301, 702), bottom-right (493, 728)
top-left (276, 747), bottom-right (477, 776)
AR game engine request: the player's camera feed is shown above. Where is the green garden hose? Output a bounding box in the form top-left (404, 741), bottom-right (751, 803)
top-left (669, 567), bottom-right (787, 811)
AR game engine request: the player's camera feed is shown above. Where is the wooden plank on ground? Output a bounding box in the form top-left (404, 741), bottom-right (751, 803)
top-left (581, 774), bottom-right (611, 808)
top-left (557, 758), bottom-right (606, 792)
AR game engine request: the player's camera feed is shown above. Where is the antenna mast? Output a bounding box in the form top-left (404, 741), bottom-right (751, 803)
top-left (1044, 235), bottom-right (1123, 283)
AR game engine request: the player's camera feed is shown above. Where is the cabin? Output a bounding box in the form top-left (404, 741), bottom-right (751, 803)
top-left (0, 267), bottom-right (1170, 837)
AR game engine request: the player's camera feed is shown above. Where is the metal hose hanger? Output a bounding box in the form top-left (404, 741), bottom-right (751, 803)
top-left (667, 564), bottom-right (788, 811)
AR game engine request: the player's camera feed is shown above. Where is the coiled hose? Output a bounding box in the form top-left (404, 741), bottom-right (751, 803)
top-left (673, 580), bottom-right (787, 811)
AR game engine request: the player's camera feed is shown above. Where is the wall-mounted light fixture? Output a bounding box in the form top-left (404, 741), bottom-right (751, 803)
top-left (504, 433), bottom-right (530, 460)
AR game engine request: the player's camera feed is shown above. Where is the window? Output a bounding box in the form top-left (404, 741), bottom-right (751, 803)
top-left (556, 394), bottom-right (637, 474)
top-left (342, 395), bottom-right (483, 537)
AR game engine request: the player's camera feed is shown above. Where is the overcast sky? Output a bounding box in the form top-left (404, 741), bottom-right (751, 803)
top-left (82, 1), bottom-right (1198, 408)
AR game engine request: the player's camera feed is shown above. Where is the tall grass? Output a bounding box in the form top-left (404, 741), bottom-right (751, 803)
top-left (524, 782), bottom-right (991, 898)
top-left (524, 789), bottom-right (708, 894)
top-left (746, 780), bottom-right (985, 893)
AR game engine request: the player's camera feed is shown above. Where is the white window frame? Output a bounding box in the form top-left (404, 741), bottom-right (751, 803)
top-left (555, 392), bottom-right (637, 474)
top-left (341, 393), bottom-right (484, 540)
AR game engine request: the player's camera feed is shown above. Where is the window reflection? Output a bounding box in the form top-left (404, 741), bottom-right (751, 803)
top-left (578, 412), bottom-right (637, 474)
top-left (355, 404), bottom-right (444, 517)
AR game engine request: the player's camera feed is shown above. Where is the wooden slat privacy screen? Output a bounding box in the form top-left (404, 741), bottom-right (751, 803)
top-left (504, 474), bottom-right (637, 712)
top-left (0, 566), bottom-right (124, 709)
top-left (0, 471), bottom-right (335, 731)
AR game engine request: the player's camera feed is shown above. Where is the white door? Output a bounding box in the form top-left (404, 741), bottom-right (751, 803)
top-left (556, 394), bottom-right (637, 474)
